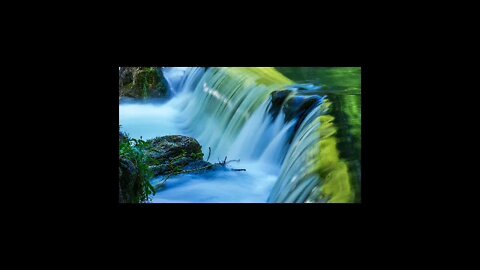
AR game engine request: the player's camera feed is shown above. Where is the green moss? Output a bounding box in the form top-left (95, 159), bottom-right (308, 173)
top-left (190, 152), bottom-right (204, 160)
top-left (134, 68), bottom-right (158, 98)
top-left (307, 101), bottom-right (355, 203)
top-left (319, 161), bottom-right (352, 203)
top-left (120, 67), bottom-right (168, 98)
top-left (275, 67), bottom-right (361, 92)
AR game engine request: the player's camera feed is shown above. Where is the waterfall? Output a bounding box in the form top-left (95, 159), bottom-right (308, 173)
top-left (154, 67), bottom-right (360, 203)
top-left (171, 67), bottom-right (294, 163)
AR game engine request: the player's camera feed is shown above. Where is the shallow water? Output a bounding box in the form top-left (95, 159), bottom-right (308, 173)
top-left (120, 67), bottom-right (361, 203)
top-left (150, 161), bottom-right (278, 203)
top-left (120, 94), bottom-right (280, 203)
top-left (119, 97), bottom-right (185, 140)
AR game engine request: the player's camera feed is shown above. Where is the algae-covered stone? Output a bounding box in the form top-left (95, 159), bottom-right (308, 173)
top-left (145, 135), bottom-right (206, 176)
top-left (119, 67), bottom-right (168, 99)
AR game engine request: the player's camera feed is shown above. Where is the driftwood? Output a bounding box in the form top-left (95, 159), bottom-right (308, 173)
top-left (158, 155), bottom-right (246, 187)
top-left (218, 156), bottom-right (240, 166)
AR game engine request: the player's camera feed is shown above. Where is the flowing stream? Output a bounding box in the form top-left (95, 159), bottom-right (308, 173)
top-left (120, 67), bottom-right (361, 203)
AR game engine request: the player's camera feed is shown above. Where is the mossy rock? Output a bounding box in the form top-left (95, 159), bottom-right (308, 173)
top-left (119, 67), bottom-right (168, 99)
top-left (145, 135), bottom-right (205, 176)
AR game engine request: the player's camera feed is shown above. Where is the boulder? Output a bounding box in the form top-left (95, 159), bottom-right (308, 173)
top-left (119, 67), bottom-right (168, 99)
top-left (145, 135), bottom-right (206, 176)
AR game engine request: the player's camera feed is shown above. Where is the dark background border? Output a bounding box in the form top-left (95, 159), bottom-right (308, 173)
top-left (79, 45), bottom-right (396, 227)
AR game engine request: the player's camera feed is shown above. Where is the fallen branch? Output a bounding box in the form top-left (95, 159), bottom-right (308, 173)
top-left (218, 156), bottom-right (245, 171)
top-left (226, 159), bottom-right (240, 165)
top-left (158, 155), bottom-right (246, 187)
top-left (218, 156), bottom-right (228, 166)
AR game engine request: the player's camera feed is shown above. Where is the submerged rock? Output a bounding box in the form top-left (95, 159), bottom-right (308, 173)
top-left (269, 89), bottom-right (324, 123)
top-left (269, 90), bottom-right (291, 118)
top-left (269, 89), bottom-right (326, 142)
top-left (283, 95), bottom-right (322, 123)
top-left (182, 160), bottom-right (221, 173)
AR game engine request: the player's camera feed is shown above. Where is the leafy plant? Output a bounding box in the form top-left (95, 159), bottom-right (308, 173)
top-left (119, 133), bottom-right (156, 203)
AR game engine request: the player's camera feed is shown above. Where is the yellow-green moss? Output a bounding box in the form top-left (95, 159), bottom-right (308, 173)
top-left (223, 67), bottom-right (294, 87)
top-left (202, 67), bottom-right (294, 135)
top-left (320, 161), bottom-right (352, 203)
top-left (308, 105), bottom-right (354, 203)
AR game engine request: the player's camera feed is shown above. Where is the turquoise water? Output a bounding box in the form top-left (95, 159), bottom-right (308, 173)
top-left (120, 67), bottom-right (361, 203)
top-left (276, 67), bottom-right (361, 200)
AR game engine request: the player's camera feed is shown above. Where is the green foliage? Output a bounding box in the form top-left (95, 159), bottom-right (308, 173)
top-left (120, 67), bottom-right (165, 99)
top-left (275, 67), bottom-right (361, 93)
top-left (135, 68), bottom-right (159, 98)
top-left (119, 133), bottom-right (156, 203)
top-left (308, 104), bottom-right (354, 203)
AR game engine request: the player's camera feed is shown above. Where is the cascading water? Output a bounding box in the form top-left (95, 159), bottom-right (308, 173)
top-left (119, 67), bottom-right (360, 203)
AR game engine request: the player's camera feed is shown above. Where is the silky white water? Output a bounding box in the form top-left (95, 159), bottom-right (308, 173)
top-left (120, 67), bottom-right (361, 203)
top-left (120, 91), bottom-right (285, 203)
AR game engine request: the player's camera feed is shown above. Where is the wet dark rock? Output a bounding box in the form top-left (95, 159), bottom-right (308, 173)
top-left (269, 90), bottom-right (291, 118)
top-left (182, 160), bottom-right (219, 173)
top-left (183, 160), bottom-right (211, 170)
top-left (119, 157), bottom-right (140, 203)
top-left (146, 135), bottom-right (203, 163)
top-left (119, 67), bottom-right (168, 99)
top-left (270, 89), bottom-right (322, 125)
top-left (269, 89), bottom-right (322, 123)
top-left (283, 95), bottom-right (322, 123)
top-left (284, 95), bottom-right (322, 139)
top-left (119, 67), bottom-right (135, 87)
top-left (268, 88), bottom-right (326, 144)
top-left (149, 164), bottom-right (170, 176)
top-left (145, 135), bottom-right (205, 176)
